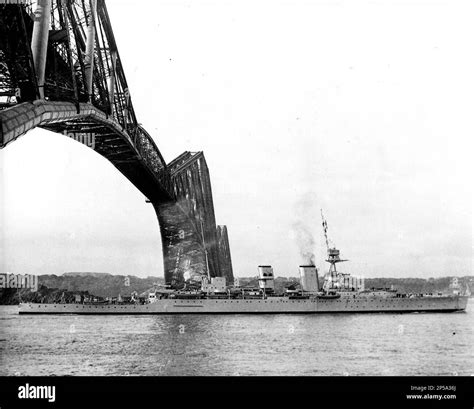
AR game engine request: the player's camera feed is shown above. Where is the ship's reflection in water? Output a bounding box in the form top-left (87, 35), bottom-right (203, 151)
top-left (0, 305), bottom-right (472, 376)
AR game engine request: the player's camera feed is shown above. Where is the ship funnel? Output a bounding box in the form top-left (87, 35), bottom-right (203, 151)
top-left (258, 265), bottom-right (275, 291)
top-left (299, 265), bottom-right (320, 292)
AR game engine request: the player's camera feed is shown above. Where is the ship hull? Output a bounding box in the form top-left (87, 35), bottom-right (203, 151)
top-left (18, 295), bottom-right (468, 314)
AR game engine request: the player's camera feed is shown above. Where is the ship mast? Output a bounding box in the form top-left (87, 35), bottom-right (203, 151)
top-left (321, 210), bottom-right (347, 291)
top-left (321, 209), bottom-right (330, 253)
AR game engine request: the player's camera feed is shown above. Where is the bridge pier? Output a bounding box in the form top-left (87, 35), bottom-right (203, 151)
top-left (153, 200), bottom-right (209, 287)
top-left (217, 225), bottom-right (234, 285)
top-left (152, 152), bottom-right (234, 287)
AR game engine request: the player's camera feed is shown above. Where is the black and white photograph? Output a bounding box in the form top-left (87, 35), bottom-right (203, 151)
top-left (0, 0), bottom-right (473, 407)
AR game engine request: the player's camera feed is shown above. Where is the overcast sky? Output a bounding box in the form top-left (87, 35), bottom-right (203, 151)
top-left (1, 0), bottom-right (473, 279)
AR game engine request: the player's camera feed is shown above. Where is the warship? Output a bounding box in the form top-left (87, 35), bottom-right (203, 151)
top-left (18, 214), bottom-right (469, 315)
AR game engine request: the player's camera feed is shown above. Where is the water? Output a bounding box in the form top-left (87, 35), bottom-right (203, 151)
top-left (1, 305), bottom-right (473, 376)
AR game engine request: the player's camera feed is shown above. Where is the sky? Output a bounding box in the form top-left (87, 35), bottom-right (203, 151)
top-left (1, 0), bottom-right (473, 279)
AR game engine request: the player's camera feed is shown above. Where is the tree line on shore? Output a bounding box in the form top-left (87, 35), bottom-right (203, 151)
top-left (0, 273), bottom-right (472, 305)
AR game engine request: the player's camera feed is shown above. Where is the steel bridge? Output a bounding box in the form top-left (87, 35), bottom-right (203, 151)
top-left (0, 0), bottom-right (234, 287)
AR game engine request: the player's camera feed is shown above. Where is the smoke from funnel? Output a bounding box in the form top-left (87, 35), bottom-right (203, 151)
top-left (292, 193), bottom-right (321, 265)
top-left (292, 221), bottom-right (316, 265)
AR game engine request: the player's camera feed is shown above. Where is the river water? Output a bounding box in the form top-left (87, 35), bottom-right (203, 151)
top-left (0, 304), bottom-right (473, 376)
